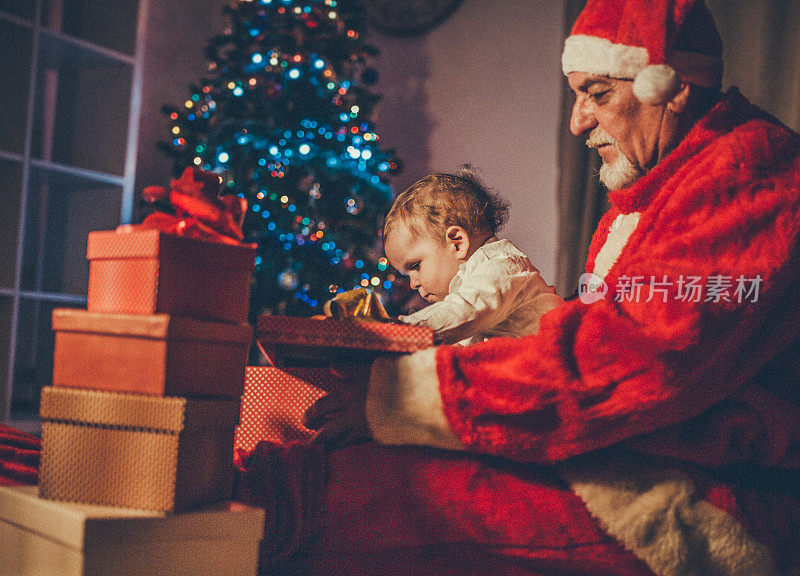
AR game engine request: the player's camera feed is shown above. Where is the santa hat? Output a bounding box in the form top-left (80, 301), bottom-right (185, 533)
top-left (562, 0), bottom-right (723, 104)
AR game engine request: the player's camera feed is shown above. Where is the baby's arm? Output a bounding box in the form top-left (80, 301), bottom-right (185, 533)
top-left (400, 255), bottom-right (559, 344)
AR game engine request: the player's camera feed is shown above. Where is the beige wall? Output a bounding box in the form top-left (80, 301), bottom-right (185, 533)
top-left (372, 0), bottom-right (565, 285)
top-left (706, 0), bottom-right (800, 132)
top-left (135, 0), bottom-right (230, 218)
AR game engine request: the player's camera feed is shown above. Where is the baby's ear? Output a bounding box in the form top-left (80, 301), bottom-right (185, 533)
top-left (445, 225), bottom-right (470, 259)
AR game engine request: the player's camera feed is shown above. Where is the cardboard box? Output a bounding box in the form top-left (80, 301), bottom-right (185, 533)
top-left (52, 309), bottom-right (252, 398)
top-left (257, 315), bottom-right (434, 365)
top-left (234, 367), bottom-right (326, 459)
top-left (86, 229), bottom-right (255, 323)
top-left (39, 386), bottom-right (240, 512)
top-left (0, 484), bottom-right (264, 576)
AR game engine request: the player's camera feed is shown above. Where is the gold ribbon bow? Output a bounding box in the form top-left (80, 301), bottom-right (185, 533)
top-left (323, 288), bottom-right (393, 321)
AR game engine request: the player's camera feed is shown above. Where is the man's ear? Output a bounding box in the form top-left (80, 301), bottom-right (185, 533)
top-left (666, 82), bottom-right (691, 114)
top-left (445, 225), bottom-right (470, 260)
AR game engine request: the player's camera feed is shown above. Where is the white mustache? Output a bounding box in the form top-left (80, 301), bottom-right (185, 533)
top-left (586, 128), bottom-right (616, 149)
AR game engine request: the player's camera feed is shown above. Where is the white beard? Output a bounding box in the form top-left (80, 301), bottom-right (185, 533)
top-left (599, 153), bottom-right (643, 190)
top-left (586, 128), bottom-right (644, 190)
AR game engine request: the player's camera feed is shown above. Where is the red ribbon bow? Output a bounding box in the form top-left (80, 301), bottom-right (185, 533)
top-left (137, 168), bottom-right (250, 245)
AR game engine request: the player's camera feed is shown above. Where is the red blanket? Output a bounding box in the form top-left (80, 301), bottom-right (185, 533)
top-left (0, 424), bottom-right (40, 486)
top-left (237, 440), bottom-right (659, 576)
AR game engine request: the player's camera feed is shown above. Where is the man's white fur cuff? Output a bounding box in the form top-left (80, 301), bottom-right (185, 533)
top-left (365, 348), bottom-right (464, 451)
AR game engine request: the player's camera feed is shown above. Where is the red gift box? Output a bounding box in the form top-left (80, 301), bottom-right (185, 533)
top-left (256, 315), bottom-right (433, 392)
top-left (241, 317), bottom-right (434, 461)
top-left (86, 228), bottom-right (255, 323)
top-left (233, 367), bottom-right (326, 461)
top-left (256, 315), bottom-right (434, 364)
top-left (52, 309), bottom-right (252, 398)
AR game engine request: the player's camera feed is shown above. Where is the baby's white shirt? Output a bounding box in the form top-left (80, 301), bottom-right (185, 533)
top-left (399, 238), bottom-right (564, 346)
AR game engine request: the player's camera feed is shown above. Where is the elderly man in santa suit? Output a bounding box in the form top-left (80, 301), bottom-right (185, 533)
top-left (244, 0), bottom-right (800, 574)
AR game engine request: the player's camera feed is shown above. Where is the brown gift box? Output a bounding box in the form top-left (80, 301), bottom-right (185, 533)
top-left (0, 485), bottom-right (264, 576)
top-left (52, 309), bottom-right (252, 398)
top-left (39, 386), bottom-right (240, 512)
top-left (86, 229), bottom-right (255, 323)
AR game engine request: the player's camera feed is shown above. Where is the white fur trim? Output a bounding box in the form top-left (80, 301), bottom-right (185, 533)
top-left (562, 35), bottom-right (649, 78)
top-left (365, 348), bottom-right (464, 450)
top-left (559, 454), bottom-right (779, 576)
top-left (633, 64), bottom-right (682, 105)
top-left (593, 212), bottom-right (640, 281)
top-left (562, 38), bottom-right (723, 91)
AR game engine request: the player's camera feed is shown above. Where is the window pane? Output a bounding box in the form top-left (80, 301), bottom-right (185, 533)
top-left (11, 298), bottom-right (83, 420)
top-left (51, 0), bottom-right (138, 56)
top-left (20, 173), bottom-right (122, 295)
top-left (0, 19), bottom-right (32, 155)
top-left (0, 160), bottom-right (23, 288)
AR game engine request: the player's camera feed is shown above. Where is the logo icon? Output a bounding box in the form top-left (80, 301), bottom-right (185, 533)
top-left (578, 273), bottom-right (608, 304)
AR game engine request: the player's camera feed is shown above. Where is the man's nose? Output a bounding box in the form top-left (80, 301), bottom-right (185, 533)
top-left (570, 97), bottom-right (597, 136)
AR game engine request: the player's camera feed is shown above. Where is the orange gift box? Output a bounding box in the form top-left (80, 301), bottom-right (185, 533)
top-left (233, 367), bottom-right (326, 460)
top-left (86, 228), bottom-right (255, 323)
top-left (39, 386), bottom-right (240, 512)
top-left (52, 309), bottom-right (252, 398)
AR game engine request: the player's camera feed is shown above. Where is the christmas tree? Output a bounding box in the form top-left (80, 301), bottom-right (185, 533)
top-left (159, 0), bottom-right (402, 317)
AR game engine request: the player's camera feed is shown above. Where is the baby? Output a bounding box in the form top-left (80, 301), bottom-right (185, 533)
top-left (383, 166), bottom-right (563, 346)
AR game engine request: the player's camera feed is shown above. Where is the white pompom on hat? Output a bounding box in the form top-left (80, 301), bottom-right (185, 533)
top-left (562, 0), bottom-right (723, 104)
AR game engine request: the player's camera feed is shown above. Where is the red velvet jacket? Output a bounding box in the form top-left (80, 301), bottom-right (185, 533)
top-left (437, 89), bottom-right (800, 471)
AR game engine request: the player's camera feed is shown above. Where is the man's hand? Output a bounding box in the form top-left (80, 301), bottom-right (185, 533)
top-left (303, 363), bottom-right (374, 451)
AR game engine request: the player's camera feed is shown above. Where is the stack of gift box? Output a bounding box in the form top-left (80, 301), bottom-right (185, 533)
top-left (41, 227), bottom-right (256, 511)
top-left (0, 226), bottom-right (267, 576)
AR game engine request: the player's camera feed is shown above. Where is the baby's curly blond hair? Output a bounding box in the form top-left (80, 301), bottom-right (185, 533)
top-left (383, 165), bottom-right (509, 245)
